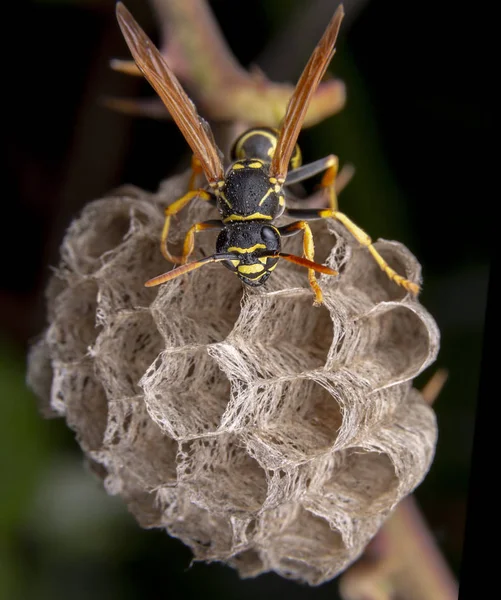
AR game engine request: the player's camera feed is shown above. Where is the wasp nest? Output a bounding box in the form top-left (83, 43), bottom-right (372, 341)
top-left (27, 170), bottom-right (439, 585)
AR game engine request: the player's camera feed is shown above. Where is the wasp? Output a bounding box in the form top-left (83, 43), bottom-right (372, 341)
top-left (116, 2), bottom-right (419, 305)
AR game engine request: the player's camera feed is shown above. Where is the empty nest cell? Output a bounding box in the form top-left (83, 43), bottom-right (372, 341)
top-left (354, 303), bottom-right (436, 385)
top-left (229, 293), bottom-right (334, 374)
top-left (46, 279), bottom-right (99, 364)
top-left (150, 265), bottom-right (243, 348)
top-left (158, 487), bottom-right (234, 560)
top-left (51, 361), bottom-right (108, 452)
top-left (61, 197), bottom-right (136, 275)
top-left (93, 310), bottom-right (164, 398)
top-left (141, 346), bottom-right (231, 440)
top-left (177, 434), bottom-right (268, 514)
top-left (102, 397), bottom-right (178, 491)
top-left (311, 449), bottom-right (399, 519)
top-left (247, 378), bottom-right (343, 466)
top-left (95, 234), bottom-right (169, 317)
top-left (259, 505), bottom-right (345, 585)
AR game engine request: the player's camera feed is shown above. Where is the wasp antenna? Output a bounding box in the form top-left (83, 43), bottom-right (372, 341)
top-left (144, 253), bottom-right (238, 287)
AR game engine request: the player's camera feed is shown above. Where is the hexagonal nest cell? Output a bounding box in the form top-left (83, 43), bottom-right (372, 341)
top-left (27, 170), bottom-right (439, 586)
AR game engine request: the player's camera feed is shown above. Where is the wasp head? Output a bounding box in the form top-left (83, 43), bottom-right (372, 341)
top-left (216, 222), bottom-right (281, 286)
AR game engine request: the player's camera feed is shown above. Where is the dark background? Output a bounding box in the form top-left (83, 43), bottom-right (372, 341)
top-left (1, 0), bottom-right (491, 598)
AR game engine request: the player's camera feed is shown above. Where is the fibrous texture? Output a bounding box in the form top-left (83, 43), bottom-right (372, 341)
top-left (27, 171), bottom-right (439, 585)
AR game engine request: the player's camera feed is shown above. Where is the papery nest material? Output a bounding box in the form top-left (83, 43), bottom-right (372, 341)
top-left (27, 169), bottom-right (439, 585)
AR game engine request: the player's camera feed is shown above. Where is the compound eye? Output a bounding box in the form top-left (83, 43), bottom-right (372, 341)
top-left (261, 226), bottom-right (277, 245)
top-left (216, 228), bottom-right (229, 253)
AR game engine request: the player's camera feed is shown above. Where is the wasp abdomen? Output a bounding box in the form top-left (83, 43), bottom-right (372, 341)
top-left (231, 127), bottom-right (302, 171)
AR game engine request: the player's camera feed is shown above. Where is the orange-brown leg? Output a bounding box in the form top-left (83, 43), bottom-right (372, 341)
top-left (188, 155), bottom-right (204, 191)
top-left (285, 207), bottom-right (420, 295)
top-left (285, 154), bottom-right (354, 209)
top-left (279, 220), bottom-right (337, 305)
top-left (317, 156), bottom-right (356, 209)
top-left (180, 220), bottom-right (223, 264)
top-left (160, 189), bottom-right (214, 264)
top-left (318, 155), bottom-right (339, 210)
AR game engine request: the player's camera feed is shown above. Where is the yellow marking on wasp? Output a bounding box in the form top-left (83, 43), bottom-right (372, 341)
top-left (252, 270), bottom-right (269, 279)
top-left (235, 129), bottom-right (278, 160)
top-left (273, 184), bottom-right (281, 193)
top-left (279, 194), bottom-right (285, 206)
top-left (216, 189), bottom-right (232, 208)
top-left (238, 264), bottom-right (265, 274)
top-left (258, 187), bottom-right (274, 206)
top-left (268, 262), bottom-right (278, 272)
top-left (232, 163), bottom-right (245, 170)
top-left (230, 260), bottom-right (240, 267)
top-left (269, 177), bottom-right (277, 184)
top-left (290, 146), bottom-right (302, 170)
top-left (258, 257), bottom-right (268, 264)
top-left (223, 213), bottom-right (273, 222)
top-left (228, 243), bottom-right (266, 253)
top-left (216, 180), bottom-right (225, 189)
top-left (249, 161), bottom-right (264, 169)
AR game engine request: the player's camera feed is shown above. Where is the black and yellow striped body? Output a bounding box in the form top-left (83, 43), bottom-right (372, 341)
top-left (216, 221), bottom-right (281, 286)
top-left (210, 129), bottom-right (302, 287)
top-left (214, 158), bottom-right (286, 223)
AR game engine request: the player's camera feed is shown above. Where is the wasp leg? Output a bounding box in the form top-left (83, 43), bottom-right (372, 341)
top-left (285, 155), bottom-right (338, 186)
top-left (285, 208), bottom-right (420, 295)
top-left (285, 155), bottom-right (354, 209)
top-left (145, 253), bottom-right (239, 288)
top-left (273, 252), bottom-right (338, 306)
top-left (278, 220), bottom-right (333, 305)
top-left (188, 155), bottom-right (205, 191)
top-left (161, 189), bottom-right (216, 264)
top-left (181, 220), bottom-right (223, 264)
top-left (318, 155), bottom-right (339, 210)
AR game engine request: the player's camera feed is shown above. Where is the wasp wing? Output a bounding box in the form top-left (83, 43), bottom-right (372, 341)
top-left (270, 5), bottom-right (344, 180)
top-left (116, 2), bottom-right (224, 184)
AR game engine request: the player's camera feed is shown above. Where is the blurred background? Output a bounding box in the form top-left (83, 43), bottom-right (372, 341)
top-left (1, 0), bottom-right (490, 598)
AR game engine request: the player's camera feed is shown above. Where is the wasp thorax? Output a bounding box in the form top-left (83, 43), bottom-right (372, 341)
top-left (216, 222), bottom-right (281, 286)
top-left (218, 159), bottom-right (285, 222)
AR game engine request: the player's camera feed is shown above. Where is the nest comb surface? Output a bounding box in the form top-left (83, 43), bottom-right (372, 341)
top-left (27, 171), bottom-right (439, 585)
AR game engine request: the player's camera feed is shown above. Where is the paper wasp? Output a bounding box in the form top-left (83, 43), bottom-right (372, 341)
top-left (116, 2), bottom-right (419, 305)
